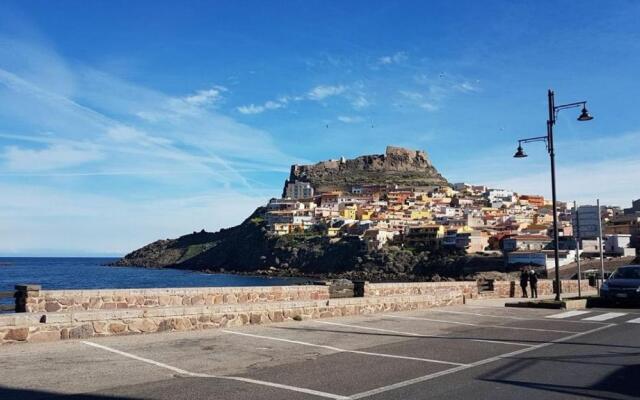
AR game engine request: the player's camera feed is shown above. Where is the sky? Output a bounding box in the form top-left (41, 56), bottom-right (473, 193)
top-left (1, 1), bottom-right (639, 256)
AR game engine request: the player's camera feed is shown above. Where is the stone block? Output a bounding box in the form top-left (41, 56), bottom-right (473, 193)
top-left (28, 330), bottom-right (60, 343)
top-left (128, 318), bottom-right (157, 333)
top-left (69, 323), bottom-right (94, 339)
top-left (4, 327), bottom-right (29, 341)
top-left (108, 322), bottom-right (127, 334)
top-left (92, 321), bottom-right (109, 334)
top-left (44, 302), bottom-right (62, 312)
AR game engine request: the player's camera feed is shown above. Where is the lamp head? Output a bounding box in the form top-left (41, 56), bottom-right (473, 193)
top-left (513, 145), bottom-right (527, 158)
top-left (577, 106), bottom-right (593, 121)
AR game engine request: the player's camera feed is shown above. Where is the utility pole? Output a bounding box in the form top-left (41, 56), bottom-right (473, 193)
top-left (597, 198), bottom-right (605, 287)
top-left (574, 201), bottom-right (582, 297)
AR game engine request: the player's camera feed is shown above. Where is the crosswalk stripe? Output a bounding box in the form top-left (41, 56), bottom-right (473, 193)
top-left (546, 311), bottom-right (591, 319)
top-left (627, 317), bottom-right (640, 324)
top-left (582, 312), bottom-right (627, 321)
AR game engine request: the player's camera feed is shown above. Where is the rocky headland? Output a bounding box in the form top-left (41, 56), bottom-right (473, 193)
top-left (114, 146), bottom-right (504, 281)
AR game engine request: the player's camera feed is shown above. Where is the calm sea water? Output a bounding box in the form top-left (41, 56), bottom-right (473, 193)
top-left (0, 257), bottom-right (302, 309)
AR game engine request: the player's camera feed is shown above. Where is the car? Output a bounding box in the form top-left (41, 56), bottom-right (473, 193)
top-left (600, 265), bottom-right (640, 303)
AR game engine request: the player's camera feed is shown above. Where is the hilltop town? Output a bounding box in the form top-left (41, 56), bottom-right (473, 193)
top-left (116, 146), bottom-right (639, 280)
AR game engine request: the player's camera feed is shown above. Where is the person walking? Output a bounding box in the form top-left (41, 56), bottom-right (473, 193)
top-left (520, 267), bottom-right (529, 298)
top-left (529, 268), bottom-right (539, 299)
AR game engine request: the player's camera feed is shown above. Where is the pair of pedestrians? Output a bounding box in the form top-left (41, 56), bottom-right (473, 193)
top-left (519, 267), bottom-right (539, 298)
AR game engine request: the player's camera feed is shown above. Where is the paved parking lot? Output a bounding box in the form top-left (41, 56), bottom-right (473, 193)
top-left (1, 302), bottom-right (639, 399)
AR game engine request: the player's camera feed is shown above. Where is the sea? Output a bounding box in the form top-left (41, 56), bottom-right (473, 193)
top-left (0, 257), bottom-right (303, 311)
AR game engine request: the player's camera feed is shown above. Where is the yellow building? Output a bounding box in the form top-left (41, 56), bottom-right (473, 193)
top-left (404, 225), bottom-right (446, 248)
top-left (410, 210), bottom-right (432, 220)
top-left (339, 205), bottom-right (357, 220)
top-left (357, 208), bottom-right (374, 220)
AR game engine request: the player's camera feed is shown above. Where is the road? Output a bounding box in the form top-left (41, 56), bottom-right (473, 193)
top-left (1, 302), bottom-right (639, 399)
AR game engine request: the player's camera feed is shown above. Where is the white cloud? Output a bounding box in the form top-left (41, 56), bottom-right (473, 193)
top-left (237, 104), bottom-right (265, 114)
top-left (236, 99), bottom-right (285, 115)
top-left (482, 158), bottom-right (640, 207)
top-left (0, 34), bottom-right (300, 254)
top-left (0, 183), bottom-right (268, 255)
top-left (453, 81), bottom-right (480, 93)
top-left (182, 85), bottom-right (227, 106)
top-left (420, 102), bottom-right (439, 112)
top-left (307, 85), bottom-right (345, 100)
top-left (337, 115), bottom-right (364, 124)
top-left (3, 143), bottom-right (103, 171)
top-left (378, 52), bottom-right (408, 65)
top-left (351, 95), bottom-right (370, 109)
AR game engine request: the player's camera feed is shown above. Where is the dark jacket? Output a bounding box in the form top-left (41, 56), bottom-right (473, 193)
top-left (520, 272), bottom-right (529, 286)
top-left (529, 271), bottom-right (539, 286)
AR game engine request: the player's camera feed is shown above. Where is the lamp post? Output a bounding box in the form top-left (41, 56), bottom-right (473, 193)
top-left (514, 90), bottom-right (593, 301)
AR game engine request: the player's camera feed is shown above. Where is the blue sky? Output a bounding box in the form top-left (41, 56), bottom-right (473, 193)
top-left (1, 1), bottom-right (639, 256)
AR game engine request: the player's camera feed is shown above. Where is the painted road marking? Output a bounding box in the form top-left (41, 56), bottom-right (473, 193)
top-left (348, 323), bottom-right (615, 399)
top-left (221, 329), bottom-right (466, 366)
top-left (627, 317), bottom-right (640, 324)
top-left (314, 320), bottom-right (533, 347)
top-left (426, 309), bottom-right (608, 324)
top-left (546, 311), bottom-right (591, 319)
top-left (470, 339), bottom-right (533, 347)
top-left (582, 312), bottom-right (627, 321)
top-left (81, 341), bottom-right (349, 400)
top-left (385, 315), bottom-right (578, 333)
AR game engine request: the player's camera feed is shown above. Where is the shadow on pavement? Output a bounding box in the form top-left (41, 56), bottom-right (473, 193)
top-left (480, 358), bottom-right (640, 399)
top-left (0, 386), bottom-right (135, 400)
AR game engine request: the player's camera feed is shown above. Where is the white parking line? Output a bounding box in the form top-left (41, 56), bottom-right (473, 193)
top-left (314, 320), bottom-right (533, 347)
top-left (582, 312), bottom-right (627, 321)
top-left (385, 315), bottom-right (578, 333)
top-left (221, 329), bottom-right (466, 366)
top-left (546, 311), bottom-right (591, 319)
top-left (627, 317), bottom-right (640, 324)
top-left (426, 309), bottom-right (608, 324)
top-left (81, 341), bottom-right (349, 400)
top-left (348, 323), bottom-right (615, 399)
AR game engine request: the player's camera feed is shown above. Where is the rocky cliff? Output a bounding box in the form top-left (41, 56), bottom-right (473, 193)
top-left (282, 146), bottom-right (448, 195)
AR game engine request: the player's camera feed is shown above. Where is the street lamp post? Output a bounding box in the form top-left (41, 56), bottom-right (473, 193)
top-left (514, 89), bottom-right (593, 301)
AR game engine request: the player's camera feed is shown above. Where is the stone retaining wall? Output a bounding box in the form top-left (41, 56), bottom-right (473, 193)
top-left (23, 286), bottom-right (330, 313)
top-left (0, 292), bottom-right (465, 345)
top-left (1, 279), bottom-right (593, 345)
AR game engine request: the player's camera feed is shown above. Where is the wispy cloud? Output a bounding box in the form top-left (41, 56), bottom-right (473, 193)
top-left (307, 84), bottom-right (346, 100)
top-left (236, 100), bottom-right (284, 115)
top-left (236, 84), bottom-right (349, 115)
top-left (3, 143), bottom-right (103, 171)
top-left (182, 85), bottom-right (227, 106)
top-left (396, 74), bottom-right (481, 112)
top-left (337, 115), bottom-right (364, 124)
top-left (378, 51), bottom-right (407, 65)
top-left (0, 34), bottom-right (298, 253)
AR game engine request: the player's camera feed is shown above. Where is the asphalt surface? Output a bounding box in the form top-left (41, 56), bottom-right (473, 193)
top-left (1, 302), bottom-right (639, 400)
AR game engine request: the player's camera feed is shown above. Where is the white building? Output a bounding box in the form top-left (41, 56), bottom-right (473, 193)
top-left (508, 250), bottom-right (576, 270)
top-left (604, 234), bottom-right (637, 257)
top-left (285, 181), bottom-right (314, 200)
top-left (486, 189), bottom-right (515, 204)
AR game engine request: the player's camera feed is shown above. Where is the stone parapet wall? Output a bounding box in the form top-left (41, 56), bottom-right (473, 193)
top-left (1, 293), bottom-right (464, 345)
top-left (1, 279), bottom-right (594, 345)
top-left (492, 279), bottom-right (595, 298)
top-left (24, 286), bottom-right (330, 313)
top-left (364, 281), bottom-right (478, 299)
